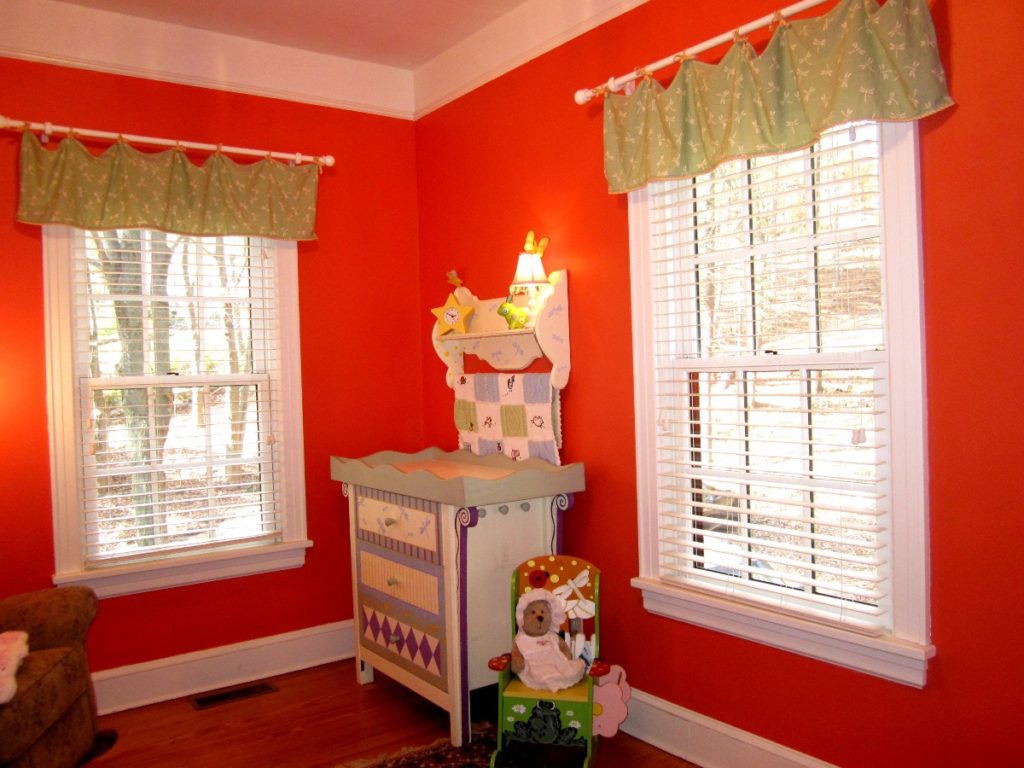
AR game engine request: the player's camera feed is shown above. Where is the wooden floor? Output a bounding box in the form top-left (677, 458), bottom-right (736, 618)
top-left (89, 660), bottom-right (699, 768)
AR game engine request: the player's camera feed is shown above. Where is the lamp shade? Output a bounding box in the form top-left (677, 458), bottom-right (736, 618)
top-left (511, 251), bottom-right (547, 291)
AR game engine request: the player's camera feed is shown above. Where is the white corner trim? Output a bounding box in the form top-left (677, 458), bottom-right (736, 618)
top-left (413, 0), bottom-right (651, 118)
top-left (92, 620), bottom-right (356, 714)
top-left (2, 0), bottom-right (416, 119)
top-left (633, 577), bottom-right (935, 688)
top-left (623, 688), bottom-right (839, 768)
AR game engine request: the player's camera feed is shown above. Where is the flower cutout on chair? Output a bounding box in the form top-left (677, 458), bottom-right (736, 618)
top-left (594, 664), bottom-right (631, 737)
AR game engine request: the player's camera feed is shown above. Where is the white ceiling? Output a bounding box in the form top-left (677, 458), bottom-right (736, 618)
top-left (55, 0), bottom-right (532, 69)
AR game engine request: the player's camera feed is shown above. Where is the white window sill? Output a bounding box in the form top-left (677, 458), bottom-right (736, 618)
top-left (632, 577), bottom-right (935, 687)
top-left (54, 539), bottom-right (313, 598)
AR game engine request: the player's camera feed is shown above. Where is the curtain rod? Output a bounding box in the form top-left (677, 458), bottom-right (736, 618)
top-left (574, 0), bottom-right (833, 105)
top-left (0, 114), bottom-right (335, 167)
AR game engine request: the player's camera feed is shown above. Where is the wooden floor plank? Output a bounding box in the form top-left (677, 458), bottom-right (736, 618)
top-left (88, 660), bottom-right (699, 767)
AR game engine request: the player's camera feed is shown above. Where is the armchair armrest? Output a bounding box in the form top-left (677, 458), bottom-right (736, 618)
top-left (0, 587), bottom-right (97, 650)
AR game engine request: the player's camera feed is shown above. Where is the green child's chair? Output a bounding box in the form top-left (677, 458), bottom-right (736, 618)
top-left (488, 555), bottom-right (623, 768)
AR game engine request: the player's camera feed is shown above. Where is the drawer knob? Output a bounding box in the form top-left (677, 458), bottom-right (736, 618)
top-left (387, 632), bottom-right (403, 644)
top-left (383, 517), bottom-right (398, 527)
top-left (386, 577), bottom-right (400, 586)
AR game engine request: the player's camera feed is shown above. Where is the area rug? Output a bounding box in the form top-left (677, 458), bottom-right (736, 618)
top-left (339, 723), bottom-right (586, 768)
top-left (338, 724), bottom-right (496, 768)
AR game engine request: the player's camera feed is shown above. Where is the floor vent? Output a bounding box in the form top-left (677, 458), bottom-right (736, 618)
top-left (191, 681), bottom-right (278, 710)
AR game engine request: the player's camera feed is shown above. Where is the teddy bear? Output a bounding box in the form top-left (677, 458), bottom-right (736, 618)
top-left (510, 588), bottom-right (586, 692)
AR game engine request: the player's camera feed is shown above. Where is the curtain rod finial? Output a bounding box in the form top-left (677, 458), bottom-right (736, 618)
top-left (574, 89), bottom-right (593, 105)
top-left (320, 155), bottom-right (335, 168)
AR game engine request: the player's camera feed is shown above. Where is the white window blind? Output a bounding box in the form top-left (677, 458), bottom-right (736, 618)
top-left (640, 122), bottom-right (896, 634)
top-left (71, 230), bottom-right (286, 567)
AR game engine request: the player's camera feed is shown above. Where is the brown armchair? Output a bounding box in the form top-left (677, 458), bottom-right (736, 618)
top-left (0, 587), bottom-right (100, 768)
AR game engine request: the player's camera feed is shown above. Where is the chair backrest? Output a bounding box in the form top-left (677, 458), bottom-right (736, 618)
top-left (509, 554), bottom-right (600, 662)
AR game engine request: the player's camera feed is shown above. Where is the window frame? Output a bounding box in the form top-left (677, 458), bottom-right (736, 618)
top-left (43, 225), bottom-right (311, 598)
top-left (628, 122), bottom-right (934, 686)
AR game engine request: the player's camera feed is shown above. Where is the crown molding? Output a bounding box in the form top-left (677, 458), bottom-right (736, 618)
top-left (1, 0), bottom-right (416, 119)
top-left (1, 0), bottom-right (647, 120)
top-left (413, 0), bottom-right (650, 118)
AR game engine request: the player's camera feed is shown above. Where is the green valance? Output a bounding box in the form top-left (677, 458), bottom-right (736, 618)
top-left (604, 0), bottom-right (954, 194)
top-left (17, 132), bottom-right (320, 240)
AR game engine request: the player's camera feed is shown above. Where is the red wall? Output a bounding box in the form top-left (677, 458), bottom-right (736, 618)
top-left (0, 57), bottom-right (425, 668)
top-left (415, 0), bottom-right (1023, 765)
top-left (1, 0), bottom-right (1021, 764)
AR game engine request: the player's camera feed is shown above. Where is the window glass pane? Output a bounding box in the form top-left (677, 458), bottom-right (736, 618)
top-left (696, 256), bottom-right (753, 356)
top-left (85, 381), bottom-right (275, 561)
top-left (815, 242), bottom-right (883, 352)
top-left (85, 231), bottom-right (265, 378)
top-left (751, 249), bottom-right (815, 354)
top-left (694, 161), bottom-right (750, 255)
top-left (815, 123), bottom-right (881, 234)
top-left (655, 357), bottom-right (886, 612)
top-left (749, 151), bottom-right (814, 245)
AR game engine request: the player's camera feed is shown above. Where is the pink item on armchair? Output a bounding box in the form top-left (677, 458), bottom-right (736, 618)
top-left (0, 631), bottom-right (29, 704)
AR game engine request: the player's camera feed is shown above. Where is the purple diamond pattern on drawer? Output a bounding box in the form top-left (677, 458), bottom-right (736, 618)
top-left (419, 634), bottom-right (434, 668)
top-left (405, 627), bottom-right (419, 661)
top-left (365, 607), bottom-right (379, 640)
top-left (361, 607), bottom-right (442, 678)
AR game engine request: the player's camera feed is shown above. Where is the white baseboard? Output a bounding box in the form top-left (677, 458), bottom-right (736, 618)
top-left (93, 621), bottom-right (834, 767)
top-left (92, 620), bottom-right (356, 715)
top-left (621, 689), bottom-right (837, 768)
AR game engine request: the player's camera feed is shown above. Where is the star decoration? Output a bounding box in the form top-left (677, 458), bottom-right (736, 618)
top-left (431, 293), bottom-right (473, 335)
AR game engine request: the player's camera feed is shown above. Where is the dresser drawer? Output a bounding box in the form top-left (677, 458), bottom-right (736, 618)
top-left (358, 549), bottom-right (440, 615)
top-left (355, 491), bottom-right (441, 563)
top-left (358, 599), bottom-right (447, 691)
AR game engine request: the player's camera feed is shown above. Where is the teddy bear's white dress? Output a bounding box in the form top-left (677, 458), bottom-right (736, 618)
top-left (514, 631), bottom-right (586, 692)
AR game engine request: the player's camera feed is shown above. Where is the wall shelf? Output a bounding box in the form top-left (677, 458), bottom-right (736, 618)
top-left (431, 269), bottom-right (570, 389)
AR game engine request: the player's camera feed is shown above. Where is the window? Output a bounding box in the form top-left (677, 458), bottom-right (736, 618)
top-left (629, 122), bottom-right (933, 685)
top-left (44, 227), bottom-right (310, 597)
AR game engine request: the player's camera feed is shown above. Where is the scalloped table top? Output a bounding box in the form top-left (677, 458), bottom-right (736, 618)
top-left (331, 447), bottom-right (584, 506)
